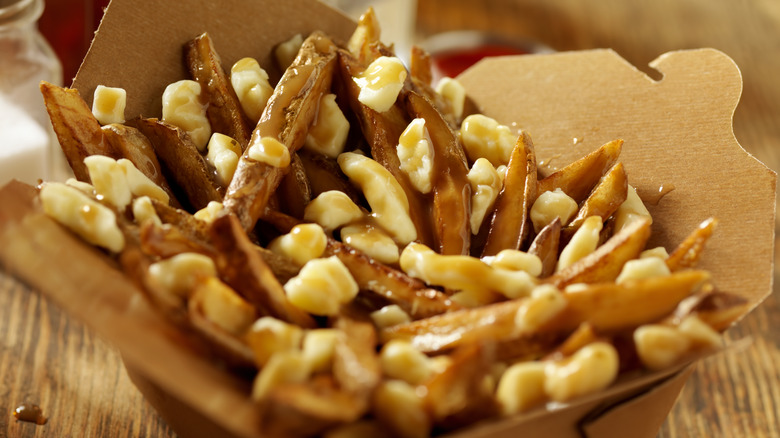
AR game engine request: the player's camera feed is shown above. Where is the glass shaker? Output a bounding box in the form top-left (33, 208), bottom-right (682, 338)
top-left (0, 0), bottom-right (64, 186)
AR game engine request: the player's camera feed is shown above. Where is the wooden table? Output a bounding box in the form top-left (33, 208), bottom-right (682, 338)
top-left (2, 0), bottom-right (778, 437)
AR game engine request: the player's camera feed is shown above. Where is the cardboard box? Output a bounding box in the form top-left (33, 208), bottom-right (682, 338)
top-left (0, 0), bottom-right (775, 437)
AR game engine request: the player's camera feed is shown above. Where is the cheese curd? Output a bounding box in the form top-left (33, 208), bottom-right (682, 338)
top-left (245, 316), bottom-right (305, 366)
top-left (496, 361), bottom-right (547, 415)
top-left (92, 85), bottom-right (126, 125)
top-left (205, 133), bottom-right (242, 186)
top-left (530, 188), bottom-right (578, 233)
top-left (341, 223), bottom-right (400, 265)
top-left (247, 136), bottom-right (291, 168)
top-left (304, 94), bottom-right (350, 158)
top-left (193, 201), bottom-right (224, 223)
top-left (303, 191), bottom-right (364, 232)
top-left (230, 57), bottom-right (273, 123)
top-left (338, 152), bottom-right (417, 244)
top-left (274, 33), bottom-right (304, 70)
top-left (132, 196), bottom-right (162, 226)
top-left (400, 242), bottom-right (536, 300)
top-left (283, 256), bottom-right (359, 316)
top-left (302, 328), bottom-right (341, 373)
top-left (514, 285), bottom-right (567, 333)
top-left (556, 216), bottom-right (603, 271)
top-left (613, 185), bottom-right (652, 233)
top-left (484, 249), bottom-right (543, 277)
top-left (84, 155), bottom-right (169, 210)
top-left (370, 305), bottom-right (411, 330)
top-left (147, 253), bottom-right (217, 299)
top-left (634, 316), bottom-right (722, 371)
top-left (191, 277), bottom-right (255, 335)
top-left (468, 158), bottom-right (502, 234)
top-left (544, 342), bottom-right (619, 402)
top-left (615, 257), bottom-right (671, 283)
top-left (459, 114), bottom-right (517, 166)
top-left (435, 77), bottom-right (466, 120)
top-left (354, 56), bottom-right (407, 113)
top-left (372, 380), bottom-right (431, 438)
top-left (380, 339), bottom-right (433, 385)
top-left (269, 223), bottom-right (328, 267)
top-left (251, 351), bottom-right (311, 400)
top-left (39, 182), bottom-right (125, 253)
top-left (162, 80), bottom-right (211, 151)
top-left (396, 118), bottom-right (434, 194)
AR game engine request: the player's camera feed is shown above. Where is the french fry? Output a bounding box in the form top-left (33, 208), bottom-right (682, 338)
top-left (129, 117), bottom-right (223, 211)
top-left (209, 214), bottom-right (317, 328)
top-left (562, 161), bottom-right (628, 239)
top-left (40, 81), bottom-right (113, 182)
top-left (548, 217), bottom-right (652, 288)
top-left (666, 217), bottom-right (718, 271)
top-left (527, 217), bottom-right (561, 278)
top-left (332, 311), bottom-right (381, 403)
top-left (481, 131), bottom-right (537, 256)
top-left (185, 32), bottom-right (253, 148)
top-left (337, 50), bottom-right (435, 247)
top-left (406, 91), bottom-right (471, 255)
top-left (224, 32), bottom-right (338, 230)
top-left (346, 7), bottom-right (382, 64)
top-left (298, 149), bottom-right (362, 201)
top-left (537, 139), bottom-right (623, 203)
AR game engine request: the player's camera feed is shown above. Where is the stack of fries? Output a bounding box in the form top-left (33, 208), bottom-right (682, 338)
top-left (33, 9), bottom-right (747, 438)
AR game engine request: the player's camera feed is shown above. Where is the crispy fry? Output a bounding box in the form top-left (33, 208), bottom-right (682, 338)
top-left (40, 81), bottom-right (113, 182)
top-left (185, 32), bottom-right (253, 148)
top-left (338, 50), bottom-right (435, 247)
top-left (129, 117), bottom-right (223, 211)
top-left (666, 217), bottom-right (718, 271)
top-left (298, 149), bottom-right (362, 201)
top-left (537, 139), bottom-right (623, 203)
top-left (481, 131), bottom-right (537, 256)
top-left (224, 32), bottom-right (338, 230)
top-left (406, 91), bottom-right (471, 255)
top-left (209, 214), bottom-right (317, 328)
top-left (101, 123), bottom-right (180, 207)
top-left (332, 311), bottom-right (381, 402)
top-left (347, 7), bottom-right (382, 64)
top-left (548, 218), bottom-right (651, 288)
top-left (277, 153), bottom-right (312, 219)
top-left (527, 217), bottom-right (561, 278)
top-left (325, 240), bottom-right (459, 319)
top-left (409, 46), bottom-right (433, 86)
top-left (563, 162), bottom-right (628, 239)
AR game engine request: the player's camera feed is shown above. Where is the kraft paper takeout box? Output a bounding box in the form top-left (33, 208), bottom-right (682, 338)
top-left (0, 0), bottom-right (776, 436)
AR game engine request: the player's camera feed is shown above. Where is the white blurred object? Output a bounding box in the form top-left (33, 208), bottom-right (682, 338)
top-left (320, 0), bottom-right (417, 63)
top-left (0, 0), bottom-right (66, 186)
top-left (0, 94), bottom-right (48, 185)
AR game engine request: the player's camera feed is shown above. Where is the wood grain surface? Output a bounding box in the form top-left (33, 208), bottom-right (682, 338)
top-left (2, 0), bottom-right (778, 437)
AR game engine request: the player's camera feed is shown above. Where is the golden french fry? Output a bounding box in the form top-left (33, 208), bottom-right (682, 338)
top-left (666, 217), bottom-right (718, 271)
top-left (101, 123), bottom-right (180, 207)
top-left (406, 91), bottom-right (472, 255)
top-left (332, 312), bottom-right (381, 400)
top-left (409, 45), bottom-right (433, 87)
top-left (209, 214), bottom-right (317, 328)
top-left (337, 49), bottom-right (435, 247)
top-left (224, 32), bottom-right (337, 230)
top-left (185, 32), bottom-right (253, 148)
top-left (548, 217), bottom-right (651, 288)
top-left (537, 139), bottom-right (623, 203)
top-left (347, 7), bottom-right (382, 64)
top-left (481, 131), bottom-right (537, 256)
top-left (527, 217), bottom-right (561, 278)
top-left (277, 152), bottom-right (312, 219)
top-left (40, 81), bottom-right (113, 182)
top-left (129, 117), bottom-right (223, 211)
top-left (563, 161), bottom-right (628, 239)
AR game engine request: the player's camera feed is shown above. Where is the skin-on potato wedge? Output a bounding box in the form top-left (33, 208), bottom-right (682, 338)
top-left (185, 32), bottom-right (253, 148)
top-left (548, 218), bottom-right (651, 288)
top-left (224, 32), bottom-right (338, 230)
top-left (562, 161), bottom-right (628, 240)
top-left (406, 91), bottom-right (472, 255)
top-left (209, 214), bottom-right (317, 329)
top-left (277, 153), bottom-right (312, 219)
top-left (337, 49), bottom-right (435, 247)
top-left (527, 217), bottom-right (561, 278)
top-left (346, 7), bottom-right (382, 64)
top-left (537, 139), bottom-right (623, 203)
top-left (101, 123), bottom-right (180, 207)
top-left (40, 81), bottom-right (113, 182)
top-left (666, 217), bottom-right (718, 271)
top-left (129, 117), bottom-right (223, 211)
top-left (481, 131), bottom-right (537, 256)
top-left (298, 149), bottom-right (362, 202)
